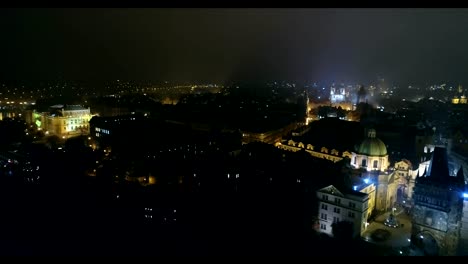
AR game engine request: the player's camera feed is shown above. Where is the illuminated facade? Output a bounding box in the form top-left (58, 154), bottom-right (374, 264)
top-left (411, 147), bottom-right (465, 256)
top-left (330, 87), bottom-right (346, 104)
top-left (351, 129), bottom-right (389, 172)
top-left (277, 140), bottom-right (352, 163)
top-left (33, 105), bottom-right (92, 138)
top-left (452, 85), bottom-right (467, 104)
top-left (352, 179), bottom-right (376, 218)
top-left (317, 185), bottom-right (370, 238)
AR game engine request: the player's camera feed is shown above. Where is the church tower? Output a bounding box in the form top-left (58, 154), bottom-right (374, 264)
top-left (411, 147), bottom-right (465, 255)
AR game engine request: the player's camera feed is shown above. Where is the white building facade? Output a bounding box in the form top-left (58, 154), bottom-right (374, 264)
top-left (317, 185), bottom-right (370, 238)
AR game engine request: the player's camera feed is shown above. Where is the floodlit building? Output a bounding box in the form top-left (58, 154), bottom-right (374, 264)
top-left (33, 104), bottom-right (92, 138)
top-left (351, 129), bottom-right (389, 172)
top-left (411, 147), bottom-right (465, 256)
top-left (317, 185), bottom-right (370, 238)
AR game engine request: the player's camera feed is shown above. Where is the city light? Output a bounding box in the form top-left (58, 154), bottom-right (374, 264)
top-left (463, 193), bottom-right (468, 198)
top-left (364, 178), bottom-right (370, 184)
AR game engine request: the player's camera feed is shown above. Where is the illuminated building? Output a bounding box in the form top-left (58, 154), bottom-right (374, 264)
top-left (330, 86), bottom-right (346, 104)
top-left (395, 159), bottom-right (418, 201)
top-left (328, 85), bottom-right (354, 110)
top-left (33, 105), bottom-right (92, 138)
top-left (278, 139), bottom-right (352, 162)
top-left (351, 129), bottom-right (400, 212)
top-left (451, 85), bottom-right (467, 104)
top-left (411, 147), bottom-right (465, 256)
top-left (316, 185), bottom-right (370, 238)
top-left (352, 177), bottom-right (376, 219)
top-left (278, 118), bottom-right (360, 162)
top-left (351, 129), bottom-right (389, 172)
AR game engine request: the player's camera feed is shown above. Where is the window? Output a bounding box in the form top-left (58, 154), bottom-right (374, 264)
top-left (354, 157), bottom-right (357, 164)
top-left (320, 224), bottom-right (326, 230)
top-left (334, 198), bottom-right (341, 204)
top-left (349, 202), bottom-right (356, 209)
top-left (362, 159), bottom-right (367, 167)
top-left (348, 212), bottom-right (355, 218)
top-left (321, 204), bottom-right (328, 210)
top-left (333, 217), bottom-right (340, 223)
top-left (320, 213), bottom-right (327, 220)
top-left (322, 195), bottom-right (328, 201)
top-left (333, 207), bottom-right (341, 213)
top-left (373, 160), bottom-right (378, 168)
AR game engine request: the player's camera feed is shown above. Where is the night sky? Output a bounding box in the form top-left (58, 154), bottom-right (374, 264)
top-left (1, 8), bottom-right (468, 85)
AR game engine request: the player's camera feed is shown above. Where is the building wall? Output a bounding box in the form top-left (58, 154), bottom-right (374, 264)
top-left (317, 191), bottom-right (369, 238)
top-left (459, 199), bottom-right (468, 255)
top-left (40, 107), bottom-right (92, 138)
top-left (359, 184), bottom-right (376, 217)
top-left (375, 172), bottom-right (398, 212)
top-left (411, 186), bottom-right (463, 255)
top-left (351, 153), bottom-right (389, 172)
top-left (278, 142), bottom-right (351, 163)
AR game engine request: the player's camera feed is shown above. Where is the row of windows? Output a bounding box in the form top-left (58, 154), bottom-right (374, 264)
top-left (63, 119), bottom-right (87, 125)
top-left (96, 127), bottom-right (110, 134)
top-left (321, 212), bottom-right (356, 220)
top-left (321, 196), bottom-right (356, 208)
top-left (65, 125), bottom-right (87, 131)
top-left (353, 157), bottom-right (379, 168)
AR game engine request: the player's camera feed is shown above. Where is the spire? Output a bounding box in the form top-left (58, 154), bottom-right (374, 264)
top-left (426, 147), bottom-right (450, 181)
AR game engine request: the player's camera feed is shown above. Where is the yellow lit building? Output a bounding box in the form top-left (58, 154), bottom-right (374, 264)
top-left (34, 105), bottom-right (93, 138)
top-left (452, 85), bottom-right (467, 104)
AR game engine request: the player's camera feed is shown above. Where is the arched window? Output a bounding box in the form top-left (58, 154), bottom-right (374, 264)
top-left (373, 160), bottom-right (378, 168)
top-left (362, 159), bottom-right (367, 167)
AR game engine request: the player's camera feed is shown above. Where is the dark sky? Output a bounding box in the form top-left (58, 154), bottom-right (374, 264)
top-left (1, 8), bottom-right (468, 85)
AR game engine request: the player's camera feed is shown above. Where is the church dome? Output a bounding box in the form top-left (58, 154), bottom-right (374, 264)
top-left (356, 129), bottom-right (387, 156)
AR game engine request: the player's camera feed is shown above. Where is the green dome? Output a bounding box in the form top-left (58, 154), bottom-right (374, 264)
top-left (356, 129), bottom-right (387, 156)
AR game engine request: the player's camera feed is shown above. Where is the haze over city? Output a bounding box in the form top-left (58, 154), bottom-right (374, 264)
top-left (2, 8), bottom-right (468, 86)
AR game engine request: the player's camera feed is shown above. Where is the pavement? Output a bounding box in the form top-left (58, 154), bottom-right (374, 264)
top-left (361, 207), bottom-right (424, 256)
